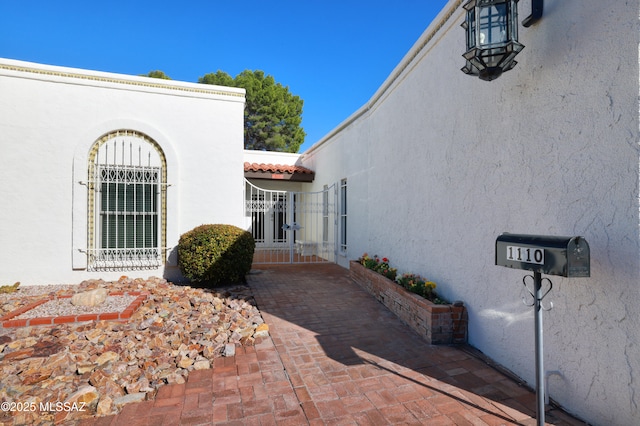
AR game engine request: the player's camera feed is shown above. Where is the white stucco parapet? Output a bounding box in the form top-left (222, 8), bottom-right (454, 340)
top-left (0, 58), bottom-right (245, 102)
top-left (243, 150), bottom-right (304, 167)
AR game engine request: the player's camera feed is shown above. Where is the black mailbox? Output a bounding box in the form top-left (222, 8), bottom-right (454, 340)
top-left (495, 233), bottom-right (590, 277)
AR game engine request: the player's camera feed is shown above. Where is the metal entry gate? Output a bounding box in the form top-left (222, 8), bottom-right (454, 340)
top-left (245, 179), bottom-right (337, 264)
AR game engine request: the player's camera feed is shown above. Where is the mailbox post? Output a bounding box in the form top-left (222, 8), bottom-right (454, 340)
top-left (282, 222), bottom-right (302, 263)
top-left (495, 233), bottom-right (589, 426)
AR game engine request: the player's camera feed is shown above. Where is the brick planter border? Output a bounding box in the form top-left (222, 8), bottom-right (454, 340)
top-left (349, 260), bottom-right (467, 344)
top-left (0, 292), bottom-right (148, 328)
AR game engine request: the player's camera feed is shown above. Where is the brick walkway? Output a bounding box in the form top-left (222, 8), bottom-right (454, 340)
top-left (80, 263), bottom-right (586, 425)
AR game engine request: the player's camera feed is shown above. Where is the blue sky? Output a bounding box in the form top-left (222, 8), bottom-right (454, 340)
top-left (0, 0), bottom-right (450, 152)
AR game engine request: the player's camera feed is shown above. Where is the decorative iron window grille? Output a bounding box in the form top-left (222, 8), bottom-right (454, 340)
top-left (249, 193), bottom-right (266, 243)
top-left (87, 130), bottom-right (166, 271)
top-left (89, 165), bottom-right (161, 270)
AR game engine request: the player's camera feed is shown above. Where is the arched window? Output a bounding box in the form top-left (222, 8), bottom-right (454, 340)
top-left (86, 130), bottom-right (167, 271)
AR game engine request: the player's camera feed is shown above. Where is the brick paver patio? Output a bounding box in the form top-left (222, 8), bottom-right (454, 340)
top-left (79, 263), bottom-right (586, 425)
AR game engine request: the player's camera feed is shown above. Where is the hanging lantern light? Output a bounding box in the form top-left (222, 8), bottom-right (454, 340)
top-left (461, 0), bottom-right (524, 81)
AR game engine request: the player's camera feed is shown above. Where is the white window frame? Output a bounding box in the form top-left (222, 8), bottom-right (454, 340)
top-left (339, 178), bottom-right (347, 254)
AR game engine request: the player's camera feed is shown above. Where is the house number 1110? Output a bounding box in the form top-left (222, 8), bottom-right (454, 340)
top-left (506, 245), bottom-right (544, 265)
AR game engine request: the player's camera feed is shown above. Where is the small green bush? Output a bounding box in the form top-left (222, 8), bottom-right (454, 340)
top-left (0, 282), bottom-right (20, 294)
top-left (178, 224), bottom-right (255, 286)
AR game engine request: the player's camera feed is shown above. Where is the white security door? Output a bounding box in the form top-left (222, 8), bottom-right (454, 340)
top-left (245, 180), bottom-right (336, 264)
top-left (248, 189), bottom-right (288, 247)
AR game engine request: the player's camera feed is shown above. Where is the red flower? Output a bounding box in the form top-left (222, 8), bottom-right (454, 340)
top-left (382, 257), bottom-right (389, 262)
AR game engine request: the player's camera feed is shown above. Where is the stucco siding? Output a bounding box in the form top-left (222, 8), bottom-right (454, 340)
top-left (0, 59), bottom-right (245, 284)
top-left (300, 1), bottom-right (640, 424)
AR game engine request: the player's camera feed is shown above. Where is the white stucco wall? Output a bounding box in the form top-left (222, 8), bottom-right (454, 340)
top-left (243, 149), bottom-right (303, 167)
top-left (300, 1), bottom-right (639, 424)
top-left (1, 1), bottom-right (638, 422)
top-left (0, 59), bottom-right (245, 284)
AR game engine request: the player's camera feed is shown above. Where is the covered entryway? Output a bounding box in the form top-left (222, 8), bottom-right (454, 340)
top-left (245, 179), bottom-right (337, 264)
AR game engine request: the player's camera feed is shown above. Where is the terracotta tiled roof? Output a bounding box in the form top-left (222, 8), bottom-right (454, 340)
top-left (243, 162), bottom-right (314, 175)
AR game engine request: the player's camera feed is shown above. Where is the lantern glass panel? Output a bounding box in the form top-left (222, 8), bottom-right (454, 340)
top-left (478, 3), bottom-right (509, 47)
top-left (467, 9), bottom-right (476, 49)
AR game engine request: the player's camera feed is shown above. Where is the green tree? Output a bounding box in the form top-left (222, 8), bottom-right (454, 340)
top-left (199, 70), bottom-right (305, 153)
top-left (143, 70), bottom-right (171, 80)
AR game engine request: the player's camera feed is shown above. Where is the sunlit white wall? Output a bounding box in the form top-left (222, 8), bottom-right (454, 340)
top-left (0, 59), bottom-right (245, 284)
top-left (300, 1), bottom-right (639, 424)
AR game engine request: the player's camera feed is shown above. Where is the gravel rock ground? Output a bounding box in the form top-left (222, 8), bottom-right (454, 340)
top-left (12, 295), bottom-right (139, 320)
top-left (0, 276), bottom-right (268, 425)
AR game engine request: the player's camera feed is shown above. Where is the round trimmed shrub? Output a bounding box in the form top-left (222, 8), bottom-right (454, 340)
top-left (178, 224), bottom-right (255, 286)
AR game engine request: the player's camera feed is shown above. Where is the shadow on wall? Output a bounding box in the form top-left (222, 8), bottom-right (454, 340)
top-left (163, 247), bottom-right (183, 282)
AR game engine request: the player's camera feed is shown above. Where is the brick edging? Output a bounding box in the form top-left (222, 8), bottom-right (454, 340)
top-left (349, 261), bottom-right (467, 344)
top-left (0, 291), bottom-right (148, 328)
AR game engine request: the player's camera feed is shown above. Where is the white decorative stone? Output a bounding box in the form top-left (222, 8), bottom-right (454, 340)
top-left (223, 343), bottom-right (236, 357)
top-left (193, 359), bottom-right (211, 370)
top-left (113, 393), bottom-right (146, 407)
top-left (71, 288), bottom-right (108, 307)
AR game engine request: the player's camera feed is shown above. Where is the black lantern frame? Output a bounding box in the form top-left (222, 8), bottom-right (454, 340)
top-left (461, 0), bottom-right (524, 81)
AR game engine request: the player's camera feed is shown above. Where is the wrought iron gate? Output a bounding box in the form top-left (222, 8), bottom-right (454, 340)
top-left (245, 179), bottom-right (337, 264)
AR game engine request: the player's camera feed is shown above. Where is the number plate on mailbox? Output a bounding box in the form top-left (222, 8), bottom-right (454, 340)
top-left (496, 233), bottom-right (590, 278)
top-left (506, 246), bottom-right (544, 265)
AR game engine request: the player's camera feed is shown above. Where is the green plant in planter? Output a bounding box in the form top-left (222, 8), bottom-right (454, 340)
top-left (359, 253), bottom-right (378, 269)
top-left (396, 273), bottom-right (437, 300)
top-left (358, 252), bottom-right (448, 304)
top-left (359, 253), bottom-right (398, 281)
top-left (178, 224), bottom-right (255, 286)
top-left (374, 257), bottom-right (398, 281)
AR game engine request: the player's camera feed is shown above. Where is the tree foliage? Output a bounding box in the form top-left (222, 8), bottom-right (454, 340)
top-left (142, 70), bottom-right (172, 80)
top-left (199, 70), bottom-right (305, 153)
